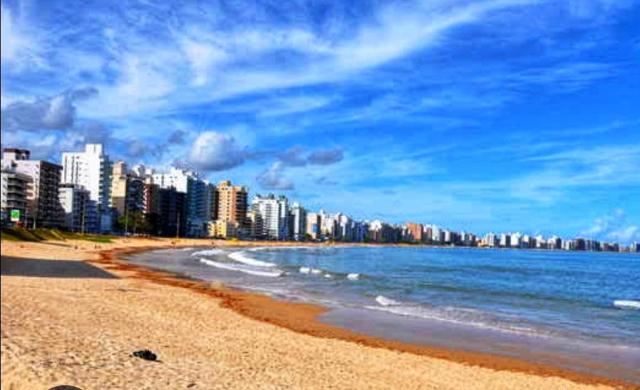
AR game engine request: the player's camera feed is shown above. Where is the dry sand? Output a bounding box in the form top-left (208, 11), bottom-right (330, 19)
top-left (1, 238), bottom-right (634, 389)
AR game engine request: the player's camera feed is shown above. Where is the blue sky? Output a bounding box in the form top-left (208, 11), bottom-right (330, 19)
top-left (1, 0), bottom-right (639, 242)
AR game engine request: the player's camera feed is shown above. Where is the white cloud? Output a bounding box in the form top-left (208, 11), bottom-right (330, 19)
top-left (582, 209), bottom-right (640, 244)
top-left (0, 3), bottom-right (43, 69)
top-left (188, 131), bottom-right (246, 171)
top-left (256, 161), bottom-right (294, 190)
top-left (180, 39), bottom-right (228, 86)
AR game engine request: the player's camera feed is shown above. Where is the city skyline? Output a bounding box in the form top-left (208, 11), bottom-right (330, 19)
top-left (1, 0), bottom-right (639, 242)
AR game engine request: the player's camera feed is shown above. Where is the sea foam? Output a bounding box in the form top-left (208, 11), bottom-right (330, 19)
top-left (375, 295), bottom-right (401, 307)
top-left (227, 251), bottom-right (277, 268)
top-left (199, 258), bottom-right (283, 277)
top-left (613, 300), bottom-right (640, 310)
top-left (191, 249), bottom-right (226, 257)
top-left (347, 273), bottom-right (360, 280)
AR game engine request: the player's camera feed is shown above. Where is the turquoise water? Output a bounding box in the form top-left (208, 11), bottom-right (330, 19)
top-left (128, 246), bottom-right (640, 382)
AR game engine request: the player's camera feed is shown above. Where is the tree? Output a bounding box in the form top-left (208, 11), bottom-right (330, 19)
top-left (117, 211), bottom-right (152, 234)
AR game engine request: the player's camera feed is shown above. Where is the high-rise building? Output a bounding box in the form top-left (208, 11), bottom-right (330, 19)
top-left (216, 180), bottom-right (248, 225)
top-left (1, 162), bottom-right (32, 225)
top-left (547, 236), bottom-right (562, 250)
top-left (61, 143), bottom-right (112, 232)
top-left (337, 214), bottom-right (354, 242)
top-left (406, 222), bottom-right (423, 242)
top-left (152, 167), bottom-right (210, 236)
top-left (306, 212), bottom-right (321, 240)
top-left (59, 183), bottom-right (92, 233)
top-left (319, 211), bottom-right (338, 240)
top-left (2, 148), bottom-right (63, 228)
top-left (290, 202), bottom-right (307, 241)
top-left (110, 161), bottom-right (129, 216)
top-left (252, 194), bottom-right (290, 240)
top-left (500, 233), bottom-right (511, 247)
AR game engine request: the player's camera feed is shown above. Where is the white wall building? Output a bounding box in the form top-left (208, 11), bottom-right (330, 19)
top-left (252, 194), bottom-right (290, 240)
top-left (61, 144), bottom-right (111, 231)
top-left (290, 202), bottom-right (307, 241)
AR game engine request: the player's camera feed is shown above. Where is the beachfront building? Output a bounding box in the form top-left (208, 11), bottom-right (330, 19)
top-left (2, 148), bottom-right (63, 228)
top-left (252, 194), bottom-right (290, 240)
top-left (306, 212), bottom-right (321, 240)
top-left (368, 220), bottom-right (398, 243)
top-left (153, 167), bottom-right (211, 237)
top-left (110, 161), bottom-right (129, 216)
top-left (406, 222), bottom-right (423, 242)
top-left (290, 202), bottom-right (307, 241)
top-left (139, 182), bottom-right (187, 237)
top-left (0, 162), bottom-right (32, 226)
top-left (423, 225), bottom-right (434, 243)
top-left (547, 236), bottom-right (562, 250)
top-left (214, 180), bottom-right (248, 238)
top-left (59, 183), bottom-right (92, 233)
top-left (320, 211), bottom-right (338, 240)
top-left (482, 233), bottom-right (498, 247)
top-left (500, 233), bottom-right (511, 247)
top-left (61, 143), bottom-right (112, 232)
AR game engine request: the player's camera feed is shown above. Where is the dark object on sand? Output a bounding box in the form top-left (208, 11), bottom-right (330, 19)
top-left (49, 386), bottom-right (82, 390)
top-left (132, 349), bottom-right (157, 361)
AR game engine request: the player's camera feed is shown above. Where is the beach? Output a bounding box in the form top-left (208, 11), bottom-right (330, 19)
top-left (1, 238), bottom-right (633, 389)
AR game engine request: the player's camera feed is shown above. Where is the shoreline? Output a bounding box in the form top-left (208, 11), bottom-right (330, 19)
top-left (101, 243), bottom-right (636, 389)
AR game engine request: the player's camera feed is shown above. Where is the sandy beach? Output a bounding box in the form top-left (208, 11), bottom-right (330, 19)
top-left (1, 238), bottom-right (634, 389)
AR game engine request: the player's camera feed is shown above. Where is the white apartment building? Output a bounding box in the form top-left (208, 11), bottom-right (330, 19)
top-left (59, 183), bottom-right (92, 233)
top-left (290, 202), bottom-right (307, 241)
top-left (252, 194), bottom-right (290, 240)
top-left (61, 144), bottom-right (111, 210)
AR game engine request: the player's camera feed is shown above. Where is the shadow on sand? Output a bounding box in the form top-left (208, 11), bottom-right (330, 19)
top-left (0, 256), bottom-right (118, 279)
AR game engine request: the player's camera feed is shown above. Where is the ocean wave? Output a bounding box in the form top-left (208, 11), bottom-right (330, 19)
top-left (613, 300), bottom-right (640, 310)
top-left (299, 266), bottom-right (311, 274)
top-left (347, 273), bottom-right (360, 280)
top-left (191, 249), bottom-right (226, 257)
top-left (375, 295), bottom-right (401, 306)
top-left (369, 296), bottom-right (543, 336)
top-left (324, 273), bottom-right (333, 279)
top-left (199, 258), bottom-right (283, 277)
top-left (228, 251), bottom-right (277, 268)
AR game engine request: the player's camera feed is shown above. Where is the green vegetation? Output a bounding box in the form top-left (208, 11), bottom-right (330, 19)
top-left (1, 227), bottom-right (115, 243)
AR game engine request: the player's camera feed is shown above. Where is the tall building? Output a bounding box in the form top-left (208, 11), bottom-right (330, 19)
top-left (320, 211), bottom-right (338, 240)
top-left (1, 163), bottom-right (32, 225)
top-left (306, 212), bottom-right (321, 240)
top-left (110, 161), bottom-right (129, 216)
top-left (290, 202), bottom-right (307, 241)
top-left (406, 222), bottom-right (423, 242)
top-left (337, 214), bottom-right (354, 242)
top-left (2, 148), bottom-right (63, 228)
top-left (216, 180), bottom-right (248, 225)
top-left (153, 167), bottom-right (210, 236)
top-left (61, 143), bottom-right (112, 232)
top-left (59, 183), bottom-right (92, 232)
top-left (252, 194), bottom-right (290, 240)
top-left (143, 186), bottom-right (186, 237)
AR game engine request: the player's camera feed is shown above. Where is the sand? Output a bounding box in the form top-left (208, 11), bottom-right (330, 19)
top-left (1, 238), bottom-right (634, 389)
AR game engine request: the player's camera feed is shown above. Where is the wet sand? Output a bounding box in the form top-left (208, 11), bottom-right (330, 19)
top-left (1, 238), bottom-right (635, 389)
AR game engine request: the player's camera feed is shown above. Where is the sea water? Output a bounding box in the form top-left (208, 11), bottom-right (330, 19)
top-left (127, 246), bottom-right (640, 383)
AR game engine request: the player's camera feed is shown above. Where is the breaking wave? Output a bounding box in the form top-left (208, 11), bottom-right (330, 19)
top-left (228, 251), bottom-right (277, 268)
top-left (614, 300), bottom-right (640, 310)
top-left (199, 258), bottom-right (283, 277)
top-left (191, 249), bottom-right (226, 257)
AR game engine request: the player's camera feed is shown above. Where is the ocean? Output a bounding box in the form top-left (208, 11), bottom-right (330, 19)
top-left (127, 245), bottom-right (640, 383)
